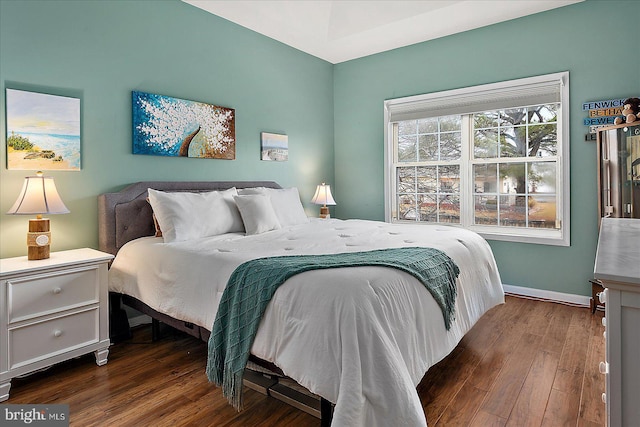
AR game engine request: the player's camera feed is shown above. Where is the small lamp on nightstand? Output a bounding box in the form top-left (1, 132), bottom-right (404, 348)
top-left (311, 183), bottom-right (336, 219)
top-left (7, 171), bottom-right (70, 260)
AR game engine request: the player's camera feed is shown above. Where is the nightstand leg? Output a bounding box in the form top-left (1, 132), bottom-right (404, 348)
top-left (0, 380), bottom-right (10, 402)
top-left (94, 347), bottom-right (109, 366)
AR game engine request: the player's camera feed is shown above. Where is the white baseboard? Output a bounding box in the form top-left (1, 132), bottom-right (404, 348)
top-left (502, 284), bottom-right (590, 307)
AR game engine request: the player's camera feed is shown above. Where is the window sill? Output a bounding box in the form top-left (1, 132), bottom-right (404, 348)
top-left (472, 225), bottom-right (568, 246)
top-left (389, 220), bottom-right (569, 246)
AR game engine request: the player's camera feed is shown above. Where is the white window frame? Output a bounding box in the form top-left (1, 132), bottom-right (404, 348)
top-left (384, 72), bottom-right (570, 246)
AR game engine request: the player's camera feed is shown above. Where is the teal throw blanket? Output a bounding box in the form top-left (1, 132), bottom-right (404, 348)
top-left (206, 247), bottom-right (460, 409)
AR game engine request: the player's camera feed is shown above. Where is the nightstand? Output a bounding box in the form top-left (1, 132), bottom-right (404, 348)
top-left (0, 248), bottom-right (113, 402)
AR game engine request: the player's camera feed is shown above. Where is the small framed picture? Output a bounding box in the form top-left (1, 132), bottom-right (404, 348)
top-left (6, 88), bottom-right (81, 171)
top-left (261, 132), bottom-right (288, 161)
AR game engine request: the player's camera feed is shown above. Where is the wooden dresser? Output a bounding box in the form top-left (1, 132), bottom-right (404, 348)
top-left (594, 218), bottom-right (640, 426)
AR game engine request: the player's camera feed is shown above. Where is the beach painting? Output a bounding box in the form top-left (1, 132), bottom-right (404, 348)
top-left (6, 88), bottom-right (81, 170)
top-left (132, 91), bottom-right (235, 160)
top-left (261, 132), bottom-right (288, 161)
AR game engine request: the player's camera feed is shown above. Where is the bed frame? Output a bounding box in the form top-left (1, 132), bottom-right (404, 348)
top-left (98, 181), bottom-right (332, 425)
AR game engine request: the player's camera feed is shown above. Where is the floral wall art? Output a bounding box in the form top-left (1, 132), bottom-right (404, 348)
top-left (132, 91), bottom-right (235, 159)
top-left (6, 88), bottom-right (81, 171)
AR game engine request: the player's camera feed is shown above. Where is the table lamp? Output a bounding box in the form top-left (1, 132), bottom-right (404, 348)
top-left (7, 171), bottom-right (70, 260)
top-left (311, 183), bottom-right (336, 219)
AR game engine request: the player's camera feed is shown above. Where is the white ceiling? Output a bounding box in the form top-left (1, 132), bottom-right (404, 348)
top-left (182, 0), bottom-right (583, 64)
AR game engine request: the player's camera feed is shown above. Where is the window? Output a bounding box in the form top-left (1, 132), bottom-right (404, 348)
top-left (384, 72), bottom-right (570, 246)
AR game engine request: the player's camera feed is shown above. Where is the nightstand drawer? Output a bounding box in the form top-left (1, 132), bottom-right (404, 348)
top-left (8, 308), bottom-right (99, 370)
top-left (7, 266), bottom-right (99, 323)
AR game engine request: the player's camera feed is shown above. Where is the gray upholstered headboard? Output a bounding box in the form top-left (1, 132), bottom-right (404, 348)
top-left (98, 181), bottom-right (282, 256)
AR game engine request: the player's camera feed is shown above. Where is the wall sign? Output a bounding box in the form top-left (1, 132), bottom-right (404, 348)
top-left (582, 98), bottom-right (625, 141)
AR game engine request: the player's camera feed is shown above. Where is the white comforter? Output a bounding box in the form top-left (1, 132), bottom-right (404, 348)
top-left (109, 218), bottom-right (504, 426)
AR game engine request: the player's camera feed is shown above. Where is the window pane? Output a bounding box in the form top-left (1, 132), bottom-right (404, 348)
top-left (499, 163), bottom-right (526, 194)
top-left (398, 134), bottom-right (417, 162)
top-left (398, 121), bottom-right (416, 135)
top-left (397, 193), bottom-right (417, 220)
top-left (528, 195), bottom-right (557, 228)
top-left (474, 164), bottom-right (498, 193)
top-left (439, 115), bottom-right (461, 132)
top-left (500, 125), bottom-right (527, 157)
top-left (418, 117), bottom-right (438, 134)
top-left (528, 162), bottom-right (556, 193)
top-left (529, 104), bottom-right (557, 123)
top-left (439, 165), bottom-right (460, 193)
top-left (474, 195), bottom-right (497, 225)
top-left (439, 195), bottom-right (460, 223)
top-left (440, 132), bottom-right (461, 160)
top-left (418, 134), bottom-right (438, 161)
top-left (499, 195), bottom-right (526, 227)
top-left (418, 194), bottom-right (438, 222)
top-left (474, 128), bottom-right (498, 158)
top-left (502, 108), bottom-right (527, 126)
top-left (528, 124), bottom-right (557, 157)
top-left (474, 111), bottom-right (499, 128)
top-left (397, 167), bottom-right (416, 193)
top-left (416, 166), bottom-right (437, 193)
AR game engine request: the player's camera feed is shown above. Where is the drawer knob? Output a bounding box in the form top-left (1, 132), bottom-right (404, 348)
top-left (602, 392), bottom-right (607, 404)
top-left (599, 289), bottom-right (608, 304)
top-left (602, 317), bottom-right (606, 327)
top-left (53, 287), bottom-right (62, 295)
top-left (599, 361), bottom-right (609, 374)
top-left (54, 330), bottom-right (63, 338)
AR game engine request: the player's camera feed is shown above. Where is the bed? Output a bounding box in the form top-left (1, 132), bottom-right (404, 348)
top-left (99, 181), bottom-right (504, 427)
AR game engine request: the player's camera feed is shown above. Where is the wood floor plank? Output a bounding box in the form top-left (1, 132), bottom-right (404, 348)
top-left (539, 302), bottom-right (573, 355)
top-left (506, 350), bottom-right (559, 427)
top-left (480, 332), bottom-right (542, 419)
top-left (421, 346), bottom-right (475, 424)
top-left (4, 296), bottom-right (605, 427)
top-left (578, 311), bottom-right (606, 426)
top-left (552, 309), bottom-right (591, 394)
top-left (469, 409), bottom-right (508, 427)
top-left (541, 388), bottom-right (581, 427)
top-left (464, 300), bottom-right (532, 392)
top-left (458, 297), bottom-right (515, 356)
top-left (520, 297), bottom-right (558, 338)
top-left (432, 382), bottom-right (487, 426)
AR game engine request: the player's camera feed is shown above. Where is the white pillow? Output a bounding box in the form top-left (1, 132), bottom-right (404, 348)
top-left (233, 194), bottom-right (282, 235)
top-left (238, 187), bottom-right (308, 227)
top-left (147, 188), bottom-right (243, 242)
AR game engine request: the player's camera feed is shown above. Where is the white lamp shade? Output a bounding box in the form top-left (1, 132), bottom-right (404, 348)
top-left (7, 172), bottom-right (70, 215)
top-left (311, 183), bottom-right (336, 206)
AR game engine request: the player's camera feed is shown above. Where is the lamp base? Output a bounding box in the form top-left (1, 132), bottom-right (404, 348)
top-left (319, 206), bottom-right (330, 219)
top-left (27, 218), bottom-right (51, 260)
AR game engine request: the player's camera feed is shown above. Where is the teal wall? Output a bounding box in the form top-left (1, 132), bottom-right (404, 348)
top-left (2, 0), bottom-right (638, 297)
top-left (333, 0), bottom-right (640, 296)
top-left (0, 0), bottom-right (334, 258)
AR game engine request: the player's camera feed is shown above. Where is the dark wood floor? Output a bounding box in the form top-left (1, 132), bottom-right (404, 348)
top-left (5, 296), bottom-right (605, 426)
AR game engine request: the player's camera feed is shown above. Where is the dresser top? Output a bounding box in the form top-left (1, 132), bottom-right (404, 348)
top-left (0, 248), bottom-right (113, 277)
top-left (594, 218), bottom-right (640, 285)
